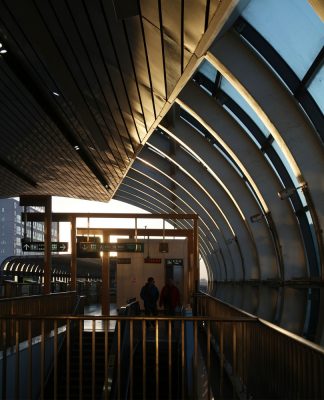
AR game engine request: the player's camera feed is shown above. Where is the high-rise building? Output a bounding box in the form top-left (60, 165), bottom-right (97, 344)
top-left (0, 198), bottom-right (58, 264)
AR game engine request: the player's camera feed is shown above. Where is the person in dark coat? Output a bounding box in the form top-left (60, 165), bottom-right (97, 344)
top-left (140, 277), bottom-right (159, 327)
top-left (159, 278), bottom-right (180, 316)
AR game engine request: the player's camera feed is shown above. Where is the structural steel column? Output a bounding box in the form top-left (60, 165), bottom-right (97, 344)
top-left (70, 217), bottom-right (77, 291)
top-left (102, 232), bottom-right (110, 315)
top-left (44, 196), bottom-right (52, 295)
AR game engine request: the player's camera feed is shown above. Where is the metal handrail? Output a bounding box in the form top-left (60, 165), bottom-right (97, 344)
top-left (0, 314), bottom-right (254, 400)
top-left (195, 292), bottom-right (324, 399)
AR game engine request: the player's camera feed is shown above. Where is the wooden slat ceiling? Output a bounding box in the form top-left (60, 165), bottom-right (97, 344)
top-left (0, 0), bottom-right (226, 201)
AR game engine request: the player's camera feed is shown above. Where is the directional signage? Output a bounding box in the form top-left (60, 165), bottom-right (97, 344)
top-left (21, 241), bottom-right (69, 252)
top-left (79, 242), bottom-right (144, 253)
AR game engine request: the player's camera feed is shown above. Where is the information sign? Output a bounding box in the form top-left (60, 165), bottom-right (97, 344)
top-left (21, 241), bottom-right (69, 252)
top-left (79, 242), bottom-right (144, 253)
top-left (166, 258), bottom-right (183, 266)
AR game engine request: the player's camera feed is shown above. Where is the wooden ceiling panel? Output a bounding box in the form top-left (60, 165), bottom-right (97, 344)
top-left (0, 0), bottom-right (228, 201)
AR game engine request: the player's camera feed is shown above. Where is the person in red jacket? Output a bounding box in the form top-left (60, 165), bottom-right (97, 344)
top-left (159, 278), bottom-right (180, 316)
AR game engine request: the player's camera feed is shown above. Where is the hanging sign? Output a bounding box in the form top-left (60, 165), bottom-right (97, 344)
top-left (21, 241), bottom-right (69, 252)
top-left (79, 242), bottom-right (144, 252)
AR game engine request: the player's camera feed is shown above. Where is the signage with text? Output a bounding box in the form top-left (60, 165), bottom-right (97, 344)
top-left (144, 257), bottom-right (162, 264)
top-left (166, 258), bottom-right (184, 266)
top-left (79, 242), bottom-right (144, 253)
top-left (21, 241), bottom-right (69, 252)
top-left (110, 257), bottom-right (132, 264)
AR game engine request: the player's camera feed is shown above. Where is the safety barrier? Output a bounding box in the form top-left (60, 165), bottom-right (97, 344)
top-left (195, 292), bottom-right (324, 399)
top-left (0, 314), bottom-right (254, 400)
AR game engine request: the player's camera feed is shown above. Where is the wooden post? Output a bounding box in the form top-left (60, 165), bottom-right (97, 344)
top-left (102, 232), bottom-right (110, 315)
top-left (193, 217), bottom-right (199, 292)
top-left (70, 217), bottom-right (77, 291)
top-left (43, 196), bottom-right (52, 294)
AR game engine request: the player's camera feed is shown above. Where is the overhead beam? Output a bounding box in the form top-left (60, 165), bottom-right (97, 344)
top-left (76, 228), bottom-right (192, 237)
top-left (22, 212), bottom-right (198, 222)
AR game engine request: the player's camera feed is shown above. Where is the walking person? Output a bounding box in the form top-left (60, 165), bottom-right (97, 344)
top-left (140, 277), bottom-right (159, 327)
top-left (159, 278), bottom-right (180, 316)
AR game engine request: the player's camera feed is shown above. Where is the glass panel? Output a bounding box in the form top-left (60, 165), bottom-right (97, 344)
top-left (242, 0), bottom-right (324, 79)
top-left (223, 104), bottom-right (262, 149)
top-left (220, 77), bottom-right (269, 137)
top-left (198, 59), bottom-right (217, 82)
top-left (308, 64), bottom-right (324, 114)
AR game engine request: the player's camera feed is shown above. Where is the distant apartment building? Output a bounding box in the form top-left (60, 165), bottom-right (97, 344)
top-left (0, 198), bottom-right (58, 264)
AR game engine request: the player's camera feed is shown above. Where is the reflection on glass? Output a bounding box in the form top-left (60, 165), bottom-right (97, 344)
top-left (242, 0), bottom-right (324, 79)
top-left (211, 282), bottom-right (324, 346)
top-left (221, 77), bottom-right (268, 137)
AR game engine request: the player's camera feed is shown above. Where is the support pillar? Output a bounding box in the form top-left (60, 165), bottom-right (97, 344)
top-left (193, 217), bottom-right (199, 292)
top-left (43, 196), bottom-right (52, 295)
top-left (102, 233), bottom-right (110, 315)
top-left (70, 217), bottom-right (77, 291)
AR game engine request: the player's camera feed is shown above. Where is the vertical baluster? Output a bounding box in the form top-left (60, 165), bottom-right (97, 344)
top-left (104, 319), bottom-right (109, 400)
top-left (194, 320), bottom-right (198, 398)
top-left (155, 320), bottom-right (159, 399)
top-left (168, 320), bottom-right (172, 400)
top-left (66, 319), bottom-right (70, 400)
top-left (207, 322), bottom-right (211, 400)
top-left (28, 319), bottom-right (32, 400)
top-left (54, 319), bottom-right (58, 400)
top-left (220, 323), bottom-right (224, 396)
top-left (2, 319), bottom-right (7, 400)
top-left (15, 319), bottom-right (20, 400)
top-left (181, 319), bottom-right (185, 400)
top-left (142, 319), bottom-right (146, 400)
top-left (92, 319), bottom-right (96, 400)
top-left (117, 319), bottom-right (121, 400)
top-left (40, 319), bottom-right (45, 400)
top-left (79, 319), bottom-right (83, 400)
top-left (232, 323), bottom-right (237, 400)
top-left (129, 319), bottom-right (133, 400)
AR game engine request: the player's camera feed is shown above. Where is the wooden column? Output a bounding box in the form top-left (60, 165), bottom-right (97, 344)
top-left (102, 232), bottom-right (110, 315)
top-left (193, 217), bottom-right (199, 292)
top-left (43, 196), bottom-right (52, 294)
top-left (187, 233), bottom-right (193, 300)
top-left (70, 217), bottom-right (77, 291)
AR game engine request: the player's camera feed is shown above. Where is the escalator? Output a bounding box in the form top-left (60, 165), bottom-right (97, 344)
top-left (131, 332), bottom-right (182, 400)
top-left (44, 329), bottom-right (114, 399)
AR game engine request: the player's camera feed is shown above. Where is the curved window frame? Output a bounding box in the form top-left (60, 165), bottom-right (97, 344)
top-left (234, 17), bottom-right (324, 143)
top-left (193, 69), bottom-right (319, 277)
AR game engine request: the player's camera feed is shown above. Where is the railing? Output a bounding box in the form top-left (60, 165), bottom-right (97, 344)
top-left (0, 314), bottom-right (254, 400)
top-left (0, 292), bottom-right (78, 347)
top-left (195, 292), bottom-right (324, 399)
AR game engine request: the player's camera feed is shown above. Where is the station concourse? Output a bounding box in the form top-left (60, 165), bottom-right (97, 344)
top-left (0, 0), bottom-right (324, 399)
